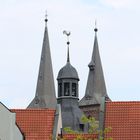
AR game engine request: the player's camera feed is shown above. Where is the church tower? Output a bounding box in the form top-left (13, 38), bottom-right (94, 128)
top-left (57, 31), bottom-right (86, 131)
top-left (79, 26), bottom-right (110, 120)
top-left (27, 15), bottom-right (57, 109)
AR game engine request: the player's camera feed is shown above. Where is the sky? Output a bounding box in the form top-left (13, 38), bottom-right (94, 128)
top-left (0, 0), bottom-right (140, 108)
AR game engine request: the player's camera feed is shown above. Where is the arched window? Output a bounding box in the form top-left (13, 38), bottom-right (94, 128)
top-left (72, 83), bottom-right (76, 96)
top-left (64, 82), bottom-right (70, 96)
top-left (58, 83), bottom-right (62, 97)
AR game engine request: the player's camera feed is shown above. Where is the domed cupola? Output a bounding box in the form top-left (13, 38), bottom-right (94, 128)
top-left (57, 52), bottom-right (79, 80)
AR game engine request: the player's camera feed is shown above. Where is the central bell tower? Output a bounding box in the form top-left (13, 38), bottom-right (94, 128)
top-left (57, 31), bottom-right (86, 132)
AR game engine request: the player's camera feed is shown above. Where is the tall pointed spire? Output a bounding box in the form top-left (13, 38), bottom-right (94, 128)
top-left (79, 25), bottom-right (110, 107)
top-left (27, 13), bottom-right (57, 109)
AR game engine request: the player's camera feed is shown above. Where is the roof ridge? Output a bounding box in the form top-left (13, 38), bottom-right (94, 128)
top-left (106, 101), bottom-right (140, 103)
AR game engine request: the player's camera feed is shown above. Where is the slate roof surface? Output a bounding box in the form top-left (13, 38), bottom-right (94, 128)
top-left (27, 19), bottom-right (57, 109)
top-left (57, 62), bottom-right (79, 80)
top-left (11, 109), bottom-right (55, 140)
top-left (79, 30), bottom-right (109, 107)
top-left (105, 102), bottom-right (140, 140)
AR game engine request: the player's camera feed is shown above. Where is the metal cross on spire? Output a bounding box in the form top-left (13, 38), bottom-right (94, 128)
top-left (63, 30), bottom-right (71, 62)
top-left (94, 20), bottom-right (98, 33)
top-left (45, 10), bottom-right (48, 25)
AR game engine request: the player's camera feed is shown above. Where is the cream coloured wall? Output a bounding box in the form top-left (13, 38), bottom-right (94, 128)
top-left (0, 102), bottom-right (23, 140)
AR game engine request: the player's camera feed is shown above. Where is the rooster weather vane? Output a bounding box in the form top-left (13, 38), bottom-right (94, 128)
top-left (63, 30), bottom-right (71, 62)
top-left (63, 30), bottom-right (71, 46)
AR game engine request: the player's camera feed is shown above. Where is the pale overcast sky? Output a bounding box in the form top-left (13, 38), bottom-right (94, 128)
top-left (0, 0), bottom-right (140, 108)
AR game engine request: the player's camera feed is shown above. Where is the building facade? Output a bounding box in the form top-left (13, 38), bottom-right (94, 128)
top-left (0, 102), bottom-right (23, 140)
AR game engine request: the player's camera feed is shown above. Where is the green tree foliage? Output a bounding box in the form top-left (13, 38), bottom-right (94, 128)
top-left (58, 115), bottom-right (112, 140)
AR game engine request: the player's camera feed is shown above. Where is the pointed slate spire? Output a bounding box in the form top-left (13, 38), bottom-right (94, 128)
top-left (79, 26), bottom-right (110, 106)
top-left (27, 14), bottom-right (57, 109)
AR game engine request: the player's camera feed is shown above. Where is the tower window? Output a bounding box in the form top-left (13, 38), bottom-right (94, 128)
top-left (64, 83), bottom-right (70, 96)
top-left (72, 83), bottom-right (76, 96)
top-left (79, 124), bottom-right (84, 132)
top-left (58, 83), bottom-right (62, 97)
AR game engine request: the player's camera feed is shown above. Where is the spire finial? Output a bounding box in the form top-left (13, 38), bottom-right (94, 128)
top-left (63, 30), bottom-right (71, 63)
top-left (67, 45), bottom-right (70, 63)
top-left (45, 10), bottom-right (48, 25)
top-left (94, 20), bottom-right (98, 33)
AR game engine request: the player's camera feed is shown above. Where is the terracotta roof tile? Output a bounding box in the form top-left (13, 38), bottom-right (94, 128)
top-left (105, 102), bottom-right (140, 140)
top-left (62, 134), bottom-right (98, 140)
top-left (11, 109), bottom-right (55, 140)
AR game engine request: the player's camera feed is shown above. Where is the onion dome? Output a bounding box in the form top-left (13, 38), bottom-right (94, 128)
top-left (57, 31), bottom-right (79, 80)
top-left (57, 62), bottom-right (79, 80)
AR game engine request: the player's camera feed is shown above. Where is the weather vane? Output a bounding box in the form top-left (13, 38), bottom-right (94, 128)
top-left (63, 30), bottom-right (71, 46)
top-left (63, 30), bottom-right (71, 62)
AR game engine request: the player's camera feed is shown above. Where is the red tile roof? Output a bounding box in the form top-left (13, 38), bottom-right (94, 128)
top-left (105, 102), bottom-right (140, 140)
top-left (62, 134), bottom-right (98, 140)
top-left (11, 109), bottom-right (55, 140)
